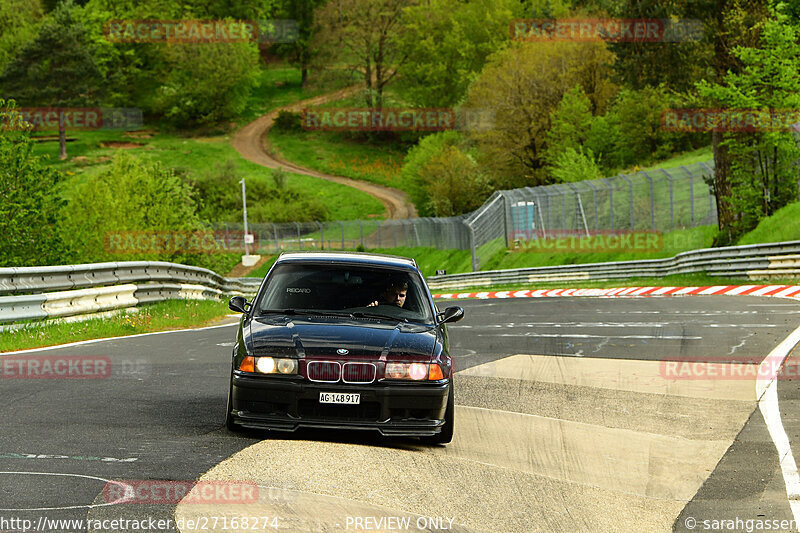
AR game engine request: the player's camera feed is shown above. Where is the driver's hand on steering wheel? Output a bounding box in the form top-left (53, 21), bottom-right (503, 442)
top-left (367, 301), bottom-right (379, 307)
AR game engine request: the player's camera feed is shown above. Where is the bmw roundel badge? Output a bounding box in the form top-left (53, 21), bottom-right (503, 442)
top-left (337, 348), bottom-right (349, 355)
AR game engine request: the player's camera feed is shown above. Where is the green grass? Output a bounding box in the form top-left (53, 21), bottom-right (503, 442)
top-left (336, 226), bottom-right (717, 277)
top-left (738, 202), bottom-right (800, 245)
top-left (31, 130), bottom-right (385, 221)
top-left (29, 64), bottom-right (383, 222)
top-left (237, 65), bottom-right (358, 124)
top-left (0, 299), bottom-right (232, 353)
top-left (247, 255), bottom-right (279, 278)
top-left (485, 225), bottom-right (718, 271)
top-left (268, 128), bottom-right (409, 192)
top-left (634, 146), bottom-right (713, 172)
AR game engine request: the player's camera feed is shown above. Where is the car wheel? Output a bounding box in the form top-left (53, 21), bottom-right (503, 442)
top-left (225, 377), bottom-right (239, 432)
top-left (421, 384), bottom-right (454, 445)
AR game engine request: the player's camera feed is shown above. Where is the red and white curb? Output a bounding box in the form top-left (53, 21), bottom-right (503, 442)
top-left (433, 285), bottom-right (800, 300)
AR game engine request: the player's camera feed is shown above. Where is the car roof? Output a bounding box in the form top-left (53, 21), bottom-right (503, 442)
top-left (274, 251), bottom-right (419, 271)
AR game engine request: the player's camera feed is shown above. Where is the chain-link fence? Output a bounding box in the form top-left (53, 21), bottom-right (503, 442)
top-left (465, 161), bottom-right (717, 270)
top-left (211, 217), bottom-right (472, 255)
top-left (218, 160), bottom-right (719, 271)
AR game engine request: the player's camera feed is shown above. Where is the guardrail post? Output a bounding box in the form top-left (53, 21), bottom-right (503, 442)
top-left (359, 220), bottom-right (364, 248)
top-left (295, 222), bottom-right (301, 249)
top-left (339, 221), bottom-right (345, 249)
top-left (318, 222), bottom-right (324, 249)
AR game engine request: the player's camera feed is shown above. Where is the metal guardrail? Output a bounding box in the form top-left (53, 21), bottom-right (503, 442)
top-left (0, 261), bottom-right (262, 325)
top-left (4, 241), bottom-right (800, 323)
top-left (426, 241), bottom-right (800, 290)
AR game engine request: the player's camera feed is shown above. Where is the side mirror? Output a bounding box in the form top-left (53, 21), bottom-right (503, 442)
top-left (229, 296), bottom-right (249, 314)
top-left (439, 306), bottom-right (464, 324)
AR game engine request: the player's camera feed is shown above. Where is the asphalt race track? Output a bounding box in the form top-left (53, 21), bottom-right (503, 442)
top-left (3, 295), bottom-right (800, 532)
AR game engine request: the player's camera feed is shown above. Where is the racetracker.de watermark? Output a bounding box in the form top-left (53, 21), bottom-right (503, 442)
top-left (0, 107), bottom-right (142, 131)
top-left (510, 18), bottom-right (703, 42)
top-left (510, 230), bottom-right (663, 253)
top-left (661, 108), bottom-right (800, 132)
top-left (660, 356), bottom-right (800, 381)
top-left (104, 19), bottom-right (298, 43)
top-left (103, 480), bottom-right (260, 504)
top-left (104, 230), bottom-right (258, 255)
top-left (1, 356), bottom-right (111, 379)
top-left (300, 108), bottom-right (494, 132)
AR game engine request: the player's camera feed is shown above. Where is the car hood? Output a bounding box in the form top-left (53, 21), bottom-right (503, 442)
top-left (245, 316), bottom-right (437, 360)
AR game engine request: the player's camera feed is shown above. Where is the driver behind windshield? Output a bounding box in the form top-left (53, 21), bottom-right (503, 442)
top-left (367, 280), bottom-right (408, 308)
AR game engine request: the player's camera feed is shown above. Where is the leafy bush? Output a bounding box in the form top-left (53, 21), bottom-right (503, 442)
top-left (60, 151), bottom-right (205, 264)
top-left (0, 101), bottom-right (66, 267)
top-left (549, 147), bottom-right (603, 183)
top-left (273, 110), bottom-right (303, 132)
top-left (401, 131), bottom-right (464, 216)
top-left (189, 160), bottom-right (329, 224)
top-left (606, 87), bottom-right (699, 169)
top-left (417, 145), bottom-right (491, 217)
top-left (153, 42), bottom-right (260, 128)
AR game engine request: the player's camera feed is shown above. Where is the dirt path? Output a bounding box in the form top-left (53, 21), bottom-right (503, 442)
top-left (231, 86), bottom-right (417, 220)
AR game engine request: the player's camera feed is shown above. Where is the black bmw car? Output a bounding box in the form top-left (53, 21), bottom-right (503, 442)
top-left (225, 251), bottom-right (464, 444)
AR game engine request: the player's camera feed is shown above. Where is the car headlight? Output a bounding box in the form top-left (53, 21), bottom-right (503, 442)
top-left (384, 362), bottom-right (445, 381)
top-left (239, 356), bottom-right (298, 375)
top-left (276, 358), bottom-right (298, 374)
top-left (256, 357), bottom-right (276, 374)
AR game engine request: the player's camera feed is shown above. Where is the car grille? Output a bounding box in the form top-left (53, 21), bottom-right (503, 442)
top-left (342, 362), bottom-right (376, 384)
top-left (298, 400), bottom-right (381, 421)
top-left (306, 361), bottom-right (377, 383)
top-left (307, 361), bottom-right (341, 382)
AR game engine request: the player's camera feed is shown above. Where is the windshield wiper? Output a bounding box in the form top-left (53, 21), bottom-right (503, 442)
top-left (351, 311), bottom-right (407, 322)
top-left (259, 309), bottom-right (355, 318)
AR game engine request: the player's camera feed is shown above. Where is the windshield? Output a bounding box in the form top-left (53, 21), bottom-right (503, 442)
top-left (255, 263), bottom-right (434, 324)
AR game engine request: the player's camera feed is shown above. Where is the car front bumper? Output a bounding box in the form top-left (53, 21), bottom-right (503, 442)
top-left (230, 373), bottom-right (450, 437)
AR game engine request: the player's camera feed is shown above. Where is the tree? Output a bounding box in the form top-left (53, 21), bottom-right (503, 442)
top-left (687, 0), bottom-right (771, 244)
top-left (274, 0), bottom-right (322, 86)
top-left (0, 101), bottom-right (66, 267)
top-left (313, 0), bottom-right (415, 110)
top-left (419, 146), bottom-right (491, 217)
top-left (394, 0), bottom-right (517, 108)
top-left (0, 0), bottom-right (44, 73)
top-left (0, 1), bottom-right (103, 159)
top-left (697, 3), bottom-right (800, 241)
top-left (544, 86), bottom-right (595, 164)
top-left (401, 131), bottom-right (464, 216)
top-left (599, 0), bottom-right (713, 92)
top-left (153, 41), bottom-right (260, 128)
top-left (464, 41), bottom-right (616, 188)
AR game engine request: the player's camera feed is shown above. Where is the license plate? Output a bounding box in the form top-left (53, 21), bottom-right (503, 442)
top-left (319, 392), bottom-right (360, 405)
